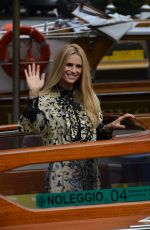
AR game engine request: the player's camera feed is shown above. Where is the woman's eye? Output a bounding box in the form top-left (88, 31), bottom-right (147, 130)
top-left (76, 64), bottom-right (82, 68)
top-left (66, 63), bottom-right (73, 67)
top-left (66, 63), bottom-right (82, 68)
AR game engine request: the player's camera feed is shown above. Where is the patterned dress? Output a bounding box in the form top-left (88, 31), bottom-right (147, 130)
top-left (19, 87), bottom-right (112, 193)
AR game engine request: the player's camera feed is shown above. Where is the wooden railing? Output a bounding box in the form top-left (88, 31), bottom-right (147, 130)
top-left (93, 80), bottom-right (150, 95)
top-left (0, 124), bottom-right (20, 132)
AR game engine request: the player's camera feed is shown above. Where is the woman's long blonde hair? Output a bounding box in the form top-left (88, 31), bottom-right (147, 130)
top-left (41, 43), bottom-right (101, 127)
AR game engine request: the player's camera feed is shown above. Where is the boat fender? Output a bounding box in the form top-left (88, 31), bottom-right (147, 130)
top-left (0, 26), bottom-right (50, 78)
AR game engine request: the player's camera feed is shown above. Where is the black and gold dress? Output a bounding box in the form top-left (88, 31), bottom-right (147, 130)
top-left (19, 87), bottom-right (111, 193)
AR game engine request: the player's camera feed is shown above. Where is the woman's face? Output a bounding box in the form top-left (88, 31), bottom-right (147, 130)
top-left (59, 54), bottom-right (82, 90)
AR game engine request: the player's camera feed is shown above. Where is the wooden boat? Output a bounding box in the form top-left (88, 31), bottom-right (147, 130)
top-left (0, 116), bottom-right (150, 229)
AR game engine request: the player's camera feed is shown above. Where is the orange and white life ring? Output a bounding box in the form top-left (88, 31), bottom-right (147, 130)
top-left (0, 26), bottom-right (50, 78)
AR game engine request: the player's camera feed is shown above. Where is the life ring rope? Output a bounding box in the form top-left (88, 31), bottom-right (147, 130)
top-left (0, 26), bottom-right (50, 78)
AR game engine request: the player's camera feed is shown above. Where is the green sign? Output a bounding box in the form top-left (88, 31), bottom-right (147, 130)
top-left (36, 186), bottom-right (150, 208)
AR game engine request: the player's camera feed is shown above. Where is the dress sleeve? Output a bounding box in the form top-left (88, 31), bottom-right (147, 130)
top-left (96, 122), bottom-right (113, 140)
top-left (19, 97), bottom-right (48, 133)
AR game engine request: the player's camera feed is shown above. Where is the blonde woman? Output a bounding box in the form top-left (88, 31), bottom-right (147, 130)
top-left (19, 43), bottom-right (134, 192)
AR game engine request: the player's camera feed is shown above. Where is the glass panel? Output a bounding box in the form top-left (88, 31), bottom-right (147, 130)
top-left (0, 132), bottom-right (43, 150)
top-left (1, 153), bottom-right (150, 209)
top-left (0, 163), bottom-right (49, 209)
top-left (0, 117), bottom-right (147, 150)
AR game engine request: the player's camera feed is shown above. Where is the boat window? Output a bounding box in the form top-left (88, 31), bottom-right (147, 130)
top-left (1, 153), bottom-right (150, 209)
top-left (0, 132), bottom-right (43, 150)
top-left (0, 118), bottom-right (148, 150)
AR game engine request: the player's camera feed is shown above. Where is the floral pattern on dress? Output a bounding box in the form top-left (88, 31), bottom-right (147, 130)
top-left (19, 88), bottom-right (104, 192)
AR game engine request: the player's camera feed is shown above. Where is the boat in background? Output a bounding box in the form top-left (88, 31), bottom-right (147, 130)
top-left (0, 4), bottom-right (150, 124)
top-left (0, 4), bottom-right (145, 93)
